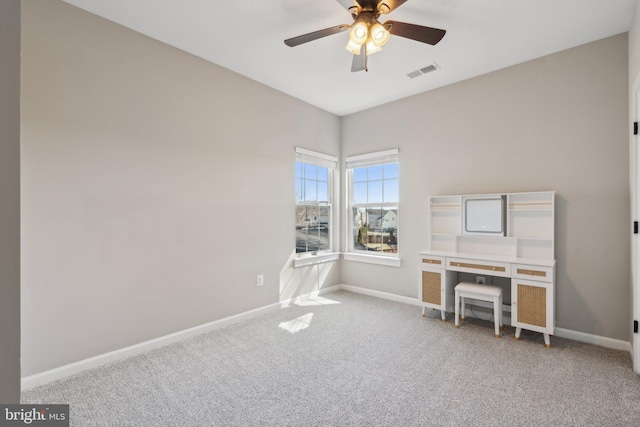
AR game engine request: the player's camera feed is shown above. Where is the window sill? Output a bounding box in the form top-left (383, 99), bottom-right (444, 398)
top-left (342, 253), bottom-right (402, 267)
top-left (293, 252), bottom-right (341, 268)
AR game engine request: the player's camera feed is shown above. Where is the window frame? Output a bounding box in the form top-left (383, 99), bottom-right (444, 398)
top-left (345, 149), bottom-right (401, 267)
top-left (294, 148), bottom-right (339, 266)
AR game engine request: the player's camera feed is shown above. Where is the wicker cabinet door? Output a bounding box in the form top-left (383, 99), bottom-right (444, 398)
top-left (422, 270), bottom-right (442, 306)
top-left (512, 278), bottom-right (552, 331)
top-left (517, 283), bottom-right (546, 327)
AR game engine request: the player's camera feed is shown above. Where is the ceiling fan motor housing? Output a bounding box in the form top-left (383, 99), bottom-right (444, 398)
top-left (349, 0), bottom-right (392, 19)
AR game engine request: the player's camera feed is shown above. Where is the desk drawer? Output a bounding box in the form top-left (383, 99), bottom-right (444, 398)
top-left (420, 255), bottom-right (446, 269)
top-left (446, 257), bottom-right (511, 278)
top-left (513, 264), bottom-right (553, 283)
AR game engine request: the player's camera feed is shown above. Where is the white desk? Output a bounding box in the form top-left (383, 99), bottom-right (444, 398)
top-left (419, 250), bottom-right (556, 347)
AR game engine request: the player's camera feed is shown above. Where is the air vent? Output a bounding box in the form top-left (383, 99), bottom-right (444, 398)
top-left (407, 63), bottom-right (440, 79)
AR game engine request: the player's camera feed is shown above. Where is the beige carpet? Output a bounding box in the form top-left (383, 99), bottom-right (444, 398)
top-left (22, 290), bottom-right (640, 426)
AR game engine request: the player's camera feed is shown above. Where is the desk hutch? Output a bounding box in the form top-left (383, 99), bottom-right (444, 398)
top-left (419, 191), bottom-right (556, 347)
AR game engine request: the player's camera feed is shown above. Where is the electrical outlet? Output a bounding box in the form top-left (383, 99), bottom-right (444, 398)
top-left (476, 276), bottom-right (486, 285)
top-left (256, 274), bottom-right (264, 287)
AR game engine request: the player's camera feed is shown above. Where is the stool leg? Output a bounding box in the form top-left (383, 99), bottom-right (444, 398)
top-left (499, 293), bottom-right (503, 329)
top-left (460, 297), bottom-right (465, 321)
top-left (454, 291), bottom-right (460, 328)
top-left (493, 296), bottom-right (500, 338)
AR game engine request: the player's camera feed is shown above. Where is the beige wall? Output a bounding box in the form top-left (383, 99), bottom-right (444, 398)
top-left (21, 0), bottom-right (341, 376)
top-left (20, 0), bottom-right (633, 378)
top-left (341, 34), bottom-right (630, 341)
top-left (0, 0), bottom-right (21, 402)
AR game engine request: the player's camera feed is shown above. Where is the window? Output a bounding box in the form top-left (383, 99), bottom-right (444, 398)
top-left (346, 149), bottom-right (399, 264)
top-left (295, 148), bottom-right (337, 257)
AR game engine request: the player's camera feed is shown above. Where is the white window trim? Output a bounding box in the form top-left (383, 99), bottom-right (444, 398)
top-left (293, 252), bottom-right (341, 268)
top-left (345, 149), bottom-right (399, 168)
top-left (345, 149), bottom-right (400, 266)
top-left (295, 147), bottom-right (338, 266)
top-left (342, 252), bottom-right (402, 267)
top-left (296, 147), bottom-right (338, 168)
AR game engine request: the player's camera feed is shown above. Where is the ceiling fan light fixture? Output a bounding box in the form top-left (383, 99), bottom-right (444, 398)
top-left (345, 39), bottom-right (362, 55)
top-left (365, 39), bottom-right (381, 55)
top-left (349, 22), bottom-right (368, 45)
top-left (370, 23), bottom-right (390, 47)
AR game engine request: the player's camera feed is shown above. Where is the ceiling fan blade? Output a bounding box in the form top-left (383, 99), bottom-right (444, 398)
top-left (351, 47), bottom-right (367, 72)
top-left (374, 0), bottom-right (408, 13)
top-left (284, 25), bottom-right (349, 47)
top-left (384, 20), bottom-right (446, 45)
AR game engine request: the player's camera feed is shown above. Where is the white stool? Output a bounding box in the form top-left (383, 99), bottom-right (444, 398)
top-left (454, 282), bottom-right (503, 338)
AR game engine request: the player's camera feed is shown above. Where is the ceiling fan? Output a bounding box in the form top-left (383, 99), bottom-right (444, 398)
top-left (284, 0), bottom-right (446, 72)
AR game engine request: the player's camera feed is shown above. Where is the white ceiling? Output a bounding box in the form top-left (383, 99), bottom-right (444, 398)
top-left (62, 0), bottom-right (636, 116)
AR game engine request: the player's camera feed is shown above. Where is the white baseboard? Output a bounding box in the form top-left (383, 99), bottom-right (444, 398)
top-left (553, 327), bottom-right (632, 353)
top-left (22, 283), bottom-right (632, 390)
top-left (339, 284), bottom-right (421, 306)
top-left (22, 285), bottom-right (341, 391)
top-left (338, 284), bottom-right (633, 354)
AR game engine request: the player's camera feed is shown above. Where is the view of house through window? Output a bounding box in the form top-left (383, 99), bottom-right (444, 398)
top-left (347, 150), bottom-right (399, 256)
top-left (295, 149), bottom-right (335, 255)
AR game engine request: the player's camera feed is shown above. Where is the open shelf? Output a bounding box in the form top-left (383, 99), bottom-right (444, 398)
top-left (516, 238), bottom-right (554, 259)
top-left (508, 192), bottom-right (554, 211)
top-left (509, 209), bottom-right (553, 240)
top-left (429, 234), bottom-right (456, 252)
top-left (429, 191), bottom-right (555, 260)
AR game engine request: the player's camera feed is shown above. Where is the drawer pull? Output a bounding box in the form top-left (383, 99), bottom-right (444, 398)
top-left (422, 259), bottom-right (442, 265)
top-left (517, 268), bottom-right (546, 277)
top-left (450, 262), bottom-right (505, 272)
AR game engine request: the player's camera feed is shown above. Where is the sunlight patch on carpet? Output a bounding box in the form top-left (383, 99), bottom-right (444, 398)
top-left (278, 313), bottom-right (314, 334)
top-left (293, 296), bottom-right (341, 307)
